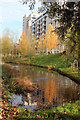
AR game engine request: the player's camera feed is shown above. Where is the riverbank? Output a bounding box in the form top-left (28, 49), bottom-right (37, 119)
top-left (3, 53), bottom-right (80, 84)
top-left (1, 62), bottom-right (80, 119)
top-left (1, 74), bottom-right (80, 119)
top-left (2, 63), bottom-right (35, 93)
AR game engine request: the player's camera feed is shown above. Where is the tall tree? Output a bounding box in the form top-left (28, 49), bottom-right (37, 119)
top-left (38, 24), bottom-right (59, 54)
top-left (46, 24), bottom-right (59, 53)
top-left (2, 29), bottom-right (14, 57)
top-left (43, 1), bottom-right (80, 74)
top-left (18, 29), bottom-right (36, 56)
top-left (2, 29), bottom-right (20, 59)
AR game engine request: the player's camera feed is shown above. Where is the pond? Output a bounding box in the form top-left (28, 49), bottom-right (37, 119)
top-left (5, 64), bottom-right (80, 110)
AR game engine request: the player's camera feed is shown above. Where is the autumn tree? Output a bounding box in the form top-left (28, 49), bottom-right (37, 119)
top-left (0, 36), bottom-right (2, 55)
top-left (58, 2), bottom-right (80, 73)
top-left (2, 29), bottom-right (19, 59)
top-left (2, 29), bottom-right (13, 58)
top-left (43, 1), bottom-right (80, 74)
top-left (46, 24), bottom-right (59, 53)
top-left (12, 30), bottom-right (18, 57)
top-left (38, 34), bottom-right (47, 54)
top-left (38, 24), bottom-right (59, 54)
top-left (17, 31), bottom-right (27, 56)
top-left (18, 29), bottom-right (36, 57)
top-left (26, 29), bottom-right (36, 56)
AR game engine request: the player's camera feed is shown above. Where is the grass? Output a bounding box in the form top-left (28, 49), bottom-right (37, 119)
top-left (2, 53), bottom-right (73, 68)
top-left (30, 53), bottom-right (75, 69)
top-left (30, 53), bottom-right (80, 80)
top-left (2, 53), bottom-right (76, 69)
top-left (31, 53), bottom-right (63, 67)
top-left (3, 53), bottom-right (80, 81)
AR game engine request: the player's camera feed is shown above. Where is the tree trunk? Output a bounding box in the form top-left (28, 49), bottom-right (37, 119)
top-left (78, 36), bottom-right (80, 75)
top-left (78, 53), bottom-right (80, 75)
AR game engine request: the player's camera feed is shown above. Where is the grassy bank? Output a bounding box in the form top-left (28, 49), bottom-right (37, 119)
top-left (3, 53), bottom-right (80, 83)
top-left (30, 53), bottom-right (80, 79)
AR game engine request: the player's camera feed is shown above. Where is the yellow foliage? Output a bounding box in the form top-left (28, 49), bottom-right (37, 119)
top-left (38, 76), bottom-right (58, 104)
top-left (18, 30), bottom-right (36, 55)
top-left (38, 24), bottom-right (59, 53)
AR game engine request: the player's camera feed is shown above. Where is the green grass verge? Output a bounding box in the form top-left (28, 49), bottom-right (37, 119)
top-left (3, 53), bottom-right (80, 80)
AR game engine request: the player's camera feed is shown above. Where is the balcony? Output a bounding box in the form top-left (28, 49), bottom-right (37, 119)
top-left (41, 31), bottom-right (46, 35)
top-left (36, 30), bottom-right (40, 34)
top-left (41, 22), bottom-right (46, 27)
top-left (37, 26), bottom-right (40, 29)
top-left (40, 19), bottom-right (44, 24)
top-left (32, 25), bottom-right (35, 29)
top-left (37, 22), bottom-right (40, 25)
top-left (42, 17), bottom-right (46, 21)
top-left (43, 22), bottom-right (46, 26)
top-left (41, 27), bottom-right (46, 31)
top-left (36, 34), bottom-right (40, 38)
top-left (35, 22), bottom-right (40, 26)
top-left (36, 31), bottom-right (39, 34)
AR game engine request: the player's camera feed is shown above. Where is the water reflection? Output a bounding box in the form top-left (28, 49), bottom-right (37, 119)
top-left (5, 64), bottom-right (80, 109)
top-left (37, 78), bottom-right (58, 105)
top-left (9, 93), bottom-right (37, 111)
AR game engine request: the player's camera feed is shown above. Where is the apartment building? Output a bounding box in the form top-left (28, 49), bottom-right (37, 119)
top-left (23, 12), bottom-right (41, 35)
top-left (31, 11), bottom-right (49, 42)
top-left (23, 11), bottom-right (64, 54)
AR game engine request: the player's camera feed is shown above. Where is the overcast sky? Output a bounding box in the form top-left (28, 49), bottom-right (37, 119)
top-left (0, 0), bottom-right (41, 39)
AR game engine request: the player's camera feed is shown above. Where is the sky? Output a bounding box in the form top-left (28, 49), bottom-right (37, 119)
top-left (0, 0), bottom-right (41, 39)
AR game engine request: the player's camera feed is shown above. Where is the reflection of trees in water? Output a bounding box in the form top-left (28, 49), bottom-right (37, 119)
top-left (43, 78), bottom-right (57, 103)
top-left (36, 75), bottom-right (80, 108)
top-left (60, 84), bottom-right (80, 103)
top-left (37, 76), bottom-right (58, 107)
top-left (14, 66), bottom-right (80, 108)
top-left (4, 64), bottom-right (80, 108)
top-left (18, 66), bottom-right (31, 79)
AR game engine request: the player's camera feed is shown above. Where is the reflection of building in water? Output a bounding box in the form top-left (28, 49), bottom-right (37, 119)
top-left (22, 93), bottom-right (37, 106)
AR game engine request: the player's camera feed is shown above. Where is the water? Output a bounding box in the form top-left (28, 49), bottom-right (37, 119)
top-left (4, 64), bottom-right (80, 110)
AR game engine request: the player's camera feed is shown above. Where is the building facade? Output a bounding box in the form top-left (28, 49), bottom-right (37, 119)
top-left (23, 12), bottom-right (41, 35)
top-left (31, 12), bottom-right (50, 42)
top-left (23, 11), bottom-right (64, 54)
